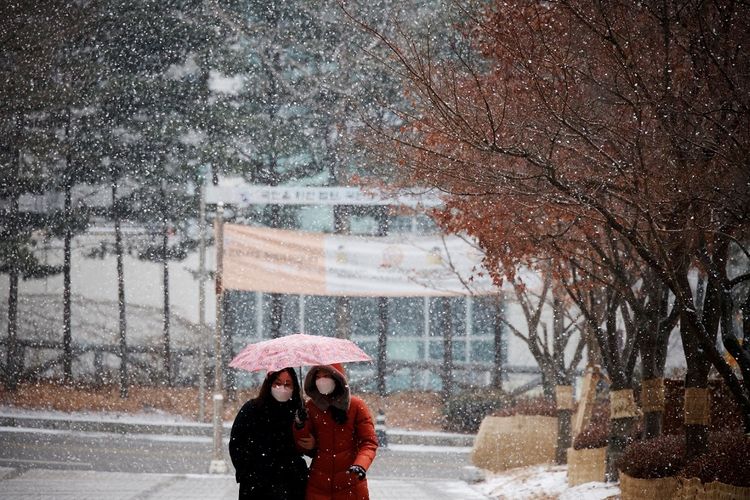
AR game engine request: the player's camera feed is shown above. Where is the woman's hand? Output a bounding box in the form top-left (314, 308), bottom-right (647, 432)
top-left (348, 465), bottom-right (366, 480)
top-left (297, 435), bottom-right (315, 450)
top-left (294, 407), bottom-right (308, 429)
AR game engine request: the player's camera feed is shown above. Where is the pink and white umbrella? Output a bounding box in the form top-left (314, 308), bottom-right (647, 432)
top-left (229, 333), bottom-right (372, 373)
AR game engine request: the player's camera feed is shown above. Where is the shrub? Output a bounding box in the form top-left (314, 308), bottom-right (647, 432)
top-left (493, 396), bottom-right (557, 418)
top-left (573, 402), bottom-right (610, 450)
top-left (680, 432), bottom-right (750, 487)
top-left (443, 388), bottom-right (511, 433)
top-left (617, 434), bottom-right (686, 479)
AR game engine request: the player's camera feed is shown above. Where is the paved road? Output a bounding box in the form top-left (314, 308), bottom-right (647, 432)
top-left (0, 426), bottom-right (472, 480)
top-left (0, 427), bottom-right (469, 479)
top-left (0, 467), bottom-right (490, 500)
top-left (0, 426), bottom-right (489, 499)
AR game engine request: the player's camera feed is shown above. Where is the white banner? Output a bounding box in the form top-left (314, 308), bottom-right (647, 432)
top-left (205, 180), bottom-right (442, 207)
top-left (223, 224), bottom-right (497, 297)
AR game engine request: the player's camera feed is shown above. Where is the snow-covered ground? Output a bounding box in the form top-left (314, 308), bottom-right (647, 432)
top-left (473, 464), bottom-right (620, 499)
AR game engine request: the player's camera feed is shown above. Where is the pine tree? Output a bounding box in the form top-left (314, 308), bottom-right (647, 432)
top-left (0, 1), bottom-right (83, 390)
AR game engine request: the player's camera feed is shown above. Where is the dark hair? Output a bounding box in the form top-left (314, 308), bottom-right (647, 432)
top-left (254, 367), bottom-right (302, 409)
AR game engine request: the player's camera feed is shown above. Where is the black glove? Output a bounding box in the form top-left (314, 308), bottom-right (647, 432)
top-left (348, 465), bottom-right (366, 480)
top-left (294, 406), bottom-right (308, 429)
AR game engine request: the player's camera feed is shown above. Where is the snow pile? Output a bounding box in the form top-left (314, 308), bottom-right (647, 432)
top-left (474, 464), bottom-right (620, 500)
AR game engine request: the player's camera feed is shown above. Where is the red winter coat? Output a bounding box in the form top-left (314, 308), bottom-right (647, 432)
top-left (294, 365), bottom-right (378, 500)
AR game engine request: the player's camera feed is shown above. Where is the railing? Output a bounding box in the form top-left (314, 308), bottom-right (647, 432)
top-left (0, 338), bottom-right (201, 386)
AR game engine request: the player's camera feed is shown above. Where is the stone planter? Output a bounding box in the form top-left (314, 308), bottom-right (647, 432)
top-left (619, 471), bottom-right (679, 499)
top-left (675, 477), bottom-right (750, 499)
top-left (567, 446), bottom-right (606, 486)
top-left (471, 415), bottom-right (557, 472)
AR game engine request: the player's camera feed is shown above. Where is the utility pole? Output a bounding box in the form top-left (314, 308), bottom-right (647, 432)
top-left (197, 178), bottom-right (207, 422)
top-left (209, 202), bottom-right (227, 474)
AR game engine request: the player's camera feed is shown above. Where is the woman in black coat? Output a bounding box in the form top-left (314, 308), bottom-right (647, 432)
top-left (229, 367), bottom-right (308, 500)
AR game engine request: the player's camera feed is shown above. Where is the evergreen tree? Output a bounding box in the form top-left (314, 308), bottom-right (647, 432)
top-left (0, 1), bottom-right (81, 389)
top-left (85, 0), bottom-right (219, 385)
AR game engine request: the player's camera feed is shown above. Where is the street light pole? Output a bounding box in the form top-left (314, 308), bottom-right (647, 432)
top-left (197, 178), bottom-right (207, 422)
top-left (209, 202), bottom-right (227, 474)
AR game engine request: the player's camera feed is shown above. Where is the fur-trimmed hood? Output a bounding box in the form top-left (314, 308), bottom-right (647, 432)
top-left (304, 364), bottom-right (350, 412)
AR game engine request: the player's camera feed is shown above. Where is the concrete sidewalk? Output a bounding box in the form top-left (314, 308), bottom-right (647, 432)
top-left (0, 467), bottom-right (490, 500)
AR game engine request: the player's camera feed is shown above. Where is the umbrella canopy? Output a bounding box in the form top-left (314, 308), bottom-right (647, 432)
top-left (229, 333), bottom-right (372, 373)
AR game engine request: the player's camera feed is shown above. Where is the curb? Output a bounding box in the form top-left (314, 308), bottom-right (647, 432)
top-left (0, 414), bottom-right (218, 437)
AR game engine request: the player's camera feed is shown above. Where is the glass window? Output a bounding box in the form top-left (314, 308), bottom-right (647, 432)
top-left (355, 340), bottom-right (378, 360)
top-left (225, 290), bottom-right (257, 344)
top-left (388, 215), bottom-right (414, 234)
top-left (297, 206), bottom-right (333, 233)
top-left (258, 293), bottom-right (300, 338)
top-left (414, 214), bottom-right (438, 234)
top-left (387, 338), bottom-right (421, 361)
top-left (470, 340), bottom-right (495, 363)
top-left (280, 294), bottom-right (299, 335)
top-left (350, 214), bottom-right (378, 235)
top-left (472, 295), bottom-right (503, 337)
top-left (388, 298), bottom-right (424, 337)
top-left (453, 341), bottom-right (466, 364)
top-left (303, 295), bottom-right (336, 337)
top-left (428, 297), bottom-right (465, 337)
top-left (351, 298), bottom-right (378, 337)
top-left (428, 340), bottom-right (443, 360)
top-left (468, 295), bottom-right (508, 365)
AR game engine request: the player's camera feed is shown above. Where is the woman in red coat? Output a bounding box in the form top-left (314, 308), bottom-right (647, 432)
top-left (294, 364), bottom-right (378, 500)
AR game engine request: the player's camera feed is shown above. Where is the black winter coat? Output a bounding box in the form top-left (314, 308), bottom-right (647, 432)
top-left (229, 398), bottom-right (308, 500)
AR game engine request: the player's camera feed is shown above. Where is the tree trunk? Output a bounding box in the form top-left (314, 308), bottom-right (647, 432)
top-left (441, 297), bottom-right (454, 404)
top-left (376, 207), bottom-right (389, 396)
top-left (62, 174), bottom-right (72, 384)
top-left (334, 205), bottom-right (351, 339)
top-left (268, 204), bottom-right (283, 339)
top-left (62, 110), bottom-right (74, 384)
top-left (270, 295), bottom-right (283, 339)
top-left (606, 411), bottom-right (637, 481)
top-left (492, 294), bottom-right (505, 390)
top-left (641, 380), bottom-right (664, 439)
top-left (377, 296), bottom-right (388, 396)
top-left (5, 268), bottom-right (19, 391)
top-left (555, 385), bottom-right (574, 465)
top-left (5, 154), bottom-right (21, 391)
top-left (162, 218), bottom-right (171, 386)
top-left (222, 293), bottom-right (236, 400)
top-left (720, 287), bottom-right (750, 432)
top-left (640, 283), bottom-right (673, 439)
top-left (540, 369), bottom-right (555, 399)
top-left (605, 373), bottom-right (639, 481)
top-left (640, 359), bottom-right (664, 439)
top-left (680, 312), bottom-right (711, 460)
top-left (676, 242), bottom-right (750, 438)
top-left (113, 179), bottom-right (128, 398)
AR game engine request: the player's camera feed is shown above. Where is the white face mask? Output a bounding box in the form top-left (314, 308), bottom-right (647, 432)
top-left (315, 377), bottom-right (336, 395)
top-left (271, 385), bottom-right (293, 403)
